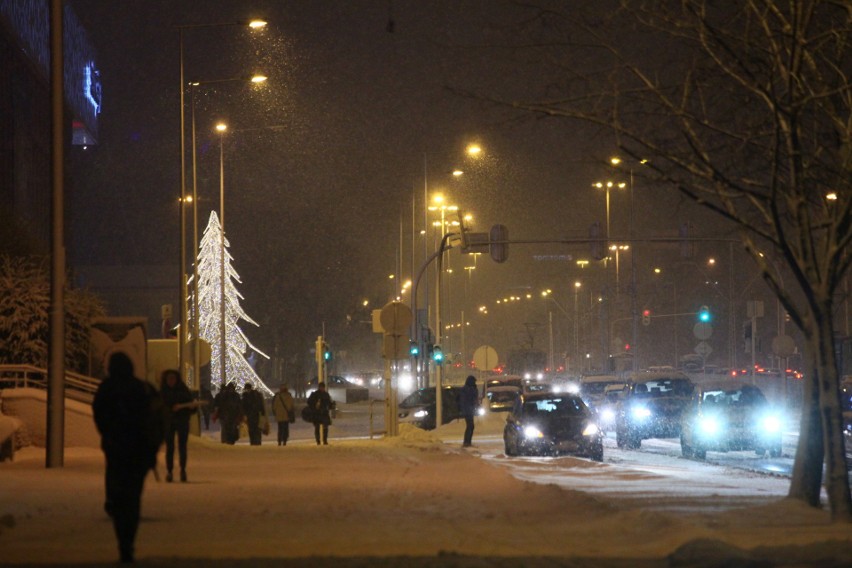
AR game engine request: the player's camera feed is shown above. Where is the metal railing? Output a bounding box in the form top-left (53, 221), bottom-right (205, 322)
top-left (0, 365), bottom-right (100, 404)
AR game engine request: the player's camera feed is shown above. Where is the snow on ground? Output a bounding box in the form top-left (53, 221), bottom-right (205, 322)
top-left (0, 402), bottom-right (851, 567)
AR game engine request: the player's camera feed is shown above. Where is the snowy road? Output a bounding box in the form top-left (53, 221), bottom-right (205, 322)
top-left (469, 431), bottom-right (797, 515)
top-left (200, 399), bottom-right (845, 518)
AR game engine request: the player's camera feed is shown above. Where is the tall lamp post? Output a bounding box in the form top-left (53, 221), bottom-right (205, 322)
top-left (592, 179), bottom-right (626, 368)
top-left (216, 122), bottom-right (228, 388)
top-left (611, 156), bottom-right (647, 371)
top-left (187, 75), bottom-right (266, 388)
top-left (177, 18), bottom-right (266, 388)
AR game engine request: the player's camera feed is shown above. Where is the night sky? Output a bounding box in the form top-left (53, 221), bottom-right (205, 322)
top-left (66, 0), bottom-right (723, 374)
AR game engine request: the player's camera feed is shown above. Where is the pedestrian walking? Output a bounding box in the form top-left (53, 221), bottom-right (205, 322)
top-left (306, 382), bottom-right (335, 445)
top-left (459, 375), bottom-right (479, 448)
top-left (212, 382), bottom-right (243, 444)
top-left (241, 383), bottom-right (266, 445)
top-left (271, 383), bottom-right (295, 446)
top-left (159, 369), bottom-right (198, 483)
top-left (92, 351), bottom-right (163, 564)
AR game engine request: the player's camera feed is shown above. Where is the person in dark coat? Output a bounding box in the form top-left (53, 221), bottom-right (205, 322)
top-left (213, 382), bottom-right (242, 444)
top-left (459, 375), bottom-right (479, 447)
top-left (306, 382), bottom-right (335, 445)
top-left (92, 351), bottom-right (161, 564)
top-left (159, 369), bottom-right (197, 482)
top-left (241, 383), bottom-right (266, 445)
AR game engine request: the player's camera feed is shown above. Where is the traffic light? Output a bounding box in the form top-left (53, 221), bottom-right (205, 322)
top-left (642, 309), bottom-right (651, 326)
top-left (490, 224), bottom-right (509, 263)
top-left (589, 221), bottom-right (606, 261)
top-left (698, 305), bottom-right (711, 322)
top-left (432, 345), bottom-right (444, 364)
top-left (323, 342), bottom-right (333, 362)
top-left (409, 341), bottom-right (420, 357)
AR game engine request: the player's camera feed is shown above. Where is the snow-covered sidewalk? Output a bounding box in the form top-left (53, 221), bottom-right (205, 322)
top-left (1, 417), bottom-right (851, 567)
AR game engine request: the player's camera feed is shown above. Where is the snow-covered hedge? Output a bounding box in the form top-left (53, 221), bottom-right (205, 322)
top-left (0, 255), bottom-right (104, 373)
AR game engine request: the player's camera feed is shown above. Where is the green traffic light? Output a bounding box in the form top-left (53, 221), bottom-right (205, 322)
top-left (698, 306), bottom-right (711, 322)
top-left (432, 346), bottom-right (444, 363)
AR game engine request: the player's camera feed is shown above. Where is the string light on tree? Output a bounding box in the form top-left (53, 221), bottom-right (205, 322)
top-left (189, 211), bottom-right (272, 396)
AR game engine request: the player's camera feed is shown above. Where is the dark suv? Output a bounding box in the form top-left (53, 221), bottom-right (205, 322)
top-left (615, 373), bottom-right (694, 449)
top-left (680, 381), bottom-right (783, 460)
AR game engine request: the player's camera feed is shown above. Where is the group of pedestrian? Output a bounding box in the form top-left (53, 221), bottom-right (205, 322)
top-left (93, 351), bottom-right (306, 563)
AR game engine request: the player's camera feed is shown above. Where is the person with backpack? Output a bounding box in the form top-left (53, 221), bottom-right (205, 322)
top-left (92, 351), bottom-right (163, 564)
top-left (306, 382), bottom-right (335, 445)
top-left (159, 369), bottom-right (198, 482)
top-left (271, 383), bottom-right (295, 446)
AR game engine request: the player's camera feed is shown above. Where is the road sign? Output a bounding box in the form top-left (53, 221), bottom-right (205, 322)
top-left (473, 345), bottom-right (499, 371)
top-left (694, 341), bottom-right (713, 357)
top-left (379, 301), bottom-right (412, 335)
top-left (382, 334), bottom-right (410, 360)
top-left (772, 335), bottom-right (796, 358)
top-left (693, 322), bottom-right (713, 340)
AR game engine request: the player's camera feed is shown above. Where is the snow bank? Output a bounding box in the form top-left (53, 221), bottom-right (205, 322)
top-left (0, 388), bottom-right (99, 448)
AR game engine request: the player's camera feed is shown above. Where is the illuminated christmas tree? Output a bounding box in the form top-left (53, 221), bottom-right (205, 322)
top-left (189, 211), bottom-right (272, 396)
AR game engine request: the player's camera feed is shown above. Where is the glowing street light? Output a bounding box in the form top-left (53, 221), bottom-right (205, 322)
top-left (177, 18), bottom-right (268, 387)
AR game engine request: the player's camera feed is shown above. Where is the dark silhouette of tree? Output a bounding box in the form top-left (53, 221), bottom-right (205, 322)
top-left (468, 1), bottom-right (851, 521)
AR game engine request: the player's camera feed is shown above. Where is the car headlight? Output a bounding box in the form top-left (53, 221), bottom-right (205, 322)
top-left (582, 423), bottom-right (600, 436)
top-left (601, 408), bottom-right (615, 422)
top-left (631, 406), bottom-right (652, 420)
top-left (698, 416), bottom-right (722, 436)
top-left (413, 409), bottom-right (429, 418)
top-left (762, 415), bottom-right (782, 433)
top-left (523, 425), bottom-right (544, 439)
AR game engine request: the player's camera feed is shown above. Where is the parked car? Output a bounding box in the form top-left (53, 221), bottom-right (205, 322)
top-left (680, 381), bottom-right (783, 459)
top-left (485, 385), bottom-right (521, 412)
top-left (398, 386), bottom-right (463, 430)
top-left (503, 392), bottom-right (603, 461)
top-left (615, 372), bottom-right (694, 449)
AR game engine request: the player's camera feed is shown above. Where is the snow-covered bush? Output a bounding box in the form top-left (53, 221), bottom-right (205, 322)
top-left (0, 255), bottom-right (105, 373)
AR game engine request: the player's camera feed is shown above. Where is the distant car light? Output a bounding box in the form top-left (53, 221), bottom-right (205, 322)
top-left (582, 423), bottom-right (600, 436)
top-left (477, 407), bottom-right (486, 416)
top-left (601, 408), bottom-right (615, 423)
top-left (566, 383), bottom-right (580, 394)
top-left (523, 425), bottom-right (544, 439)
top-left (413, 409), bottom-right (429, 418)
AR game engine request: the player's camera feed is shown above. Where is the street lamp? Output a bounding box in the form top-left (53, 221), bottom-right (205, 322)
top-left (216, 121), bottom-right (228, 389)
top-left (574, 281), bottom-right (582, 370)
top-left (177, 18), bottom-right (267, 387)
top-left (608, 244), bottom-right (629, 294)
top-left (187, 74), bottom-right (267, 388)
